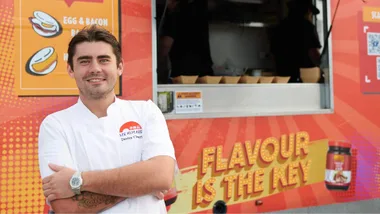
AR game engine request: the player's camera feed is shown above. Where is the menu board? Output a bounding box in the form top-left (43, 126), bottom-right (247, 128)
top-left (13, 0), bottom-right (121, 96)
top-left (358, 7), bottom-right (380, 94)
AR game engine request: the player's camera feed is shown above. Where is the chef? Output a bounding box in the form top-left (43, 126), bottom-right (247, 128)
top-left (270, 0), bottom-right (322, 83)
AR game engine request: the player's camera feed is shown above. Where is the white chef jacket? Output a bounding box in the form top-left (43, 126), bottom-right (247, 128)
top-left (38, 97), bottom-right (176, 213)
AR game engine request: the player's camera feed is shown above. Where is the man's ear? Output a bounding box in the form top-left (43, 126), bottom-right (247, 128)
top-left (117, 59), bottom-right (124, 76)
top-left (67, 64), bottom-right (74, 78)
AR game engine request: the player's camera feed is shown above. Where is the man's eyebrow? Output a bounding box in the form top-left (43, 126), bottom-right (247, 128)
top-left (76, 55), bottom-right (111, 61)
top-left (76, 55), bottom-right (92, 61)
top-left (97, 55), bottom-right (111, 59)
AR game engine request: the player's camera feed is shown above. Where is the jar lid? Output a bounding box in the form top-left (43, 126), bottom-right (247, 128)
top-left (339, 141), bottom-right (352, 148)
top-left (328, 141), bottom-right (351, 148)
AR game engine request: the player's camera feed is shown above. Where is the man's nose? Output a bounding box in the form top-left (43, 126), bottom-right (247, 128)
top-left (89, 61), bottom-right (101, 72)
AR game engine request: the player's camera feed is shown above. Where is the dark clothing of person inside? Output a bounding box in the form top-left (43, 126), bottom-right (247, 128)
top-left (270, 1), bottom-right (322, 83)
top-left (160, 0), bottom-right (214, 79)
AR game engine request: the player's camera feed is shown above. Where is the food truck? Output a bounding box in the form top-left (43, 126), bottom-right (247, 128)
top-left (1, 0), bottom-right (380, 213)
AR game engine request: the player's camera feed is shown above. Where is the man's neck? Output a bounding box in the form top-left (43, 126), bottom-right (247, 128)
top-left (80, 93), bottom-right (116, 118)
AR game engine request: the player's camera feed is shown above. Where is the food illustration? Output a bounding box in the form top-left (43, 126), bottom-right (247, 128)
top-left (29, 11), bottom-right (62, 38)
top-left (333, 170), bottom-right (348, 183)
top-left (25, 47), bottom-right (58, 76)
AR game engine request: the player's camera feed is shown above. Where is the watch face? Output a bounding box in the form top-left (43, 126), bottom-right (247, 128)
top-left (71, 177), bottom-right (81, 187)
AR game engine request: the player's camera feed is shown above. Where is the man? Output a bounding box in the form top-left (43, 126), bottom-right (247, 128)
top-left (157, 0), bottom-right (214, 84)
top-left (270, 0), bottom-right (322, 83)
top-left (38, 24), bottom-right (176, 213)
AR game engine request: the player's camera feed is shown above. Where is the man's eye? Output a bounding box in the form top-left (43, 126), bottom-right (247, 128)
top-left (100, 59), bottom-right (109, 63)
top-left (80, 60), bottom-right (89, 64)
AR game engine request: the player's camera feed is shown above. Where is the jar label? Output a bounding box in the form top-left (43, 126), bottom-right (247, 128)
top-left (325, 154), bottom-right (351, 185)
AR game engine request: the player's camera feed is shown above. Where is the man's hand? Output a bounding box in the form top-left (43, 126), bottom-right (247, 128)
top-left (42, 163), bottom-right (75, 202)
top-left (153, 190), bottom-right (168, 200)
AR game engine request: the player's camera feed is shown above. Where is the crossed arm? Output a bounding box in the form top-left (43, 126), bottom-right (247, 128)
top-left (48, 191), bottom-right (125, 213)
top-left (43, 156), bottom-right (175, 213)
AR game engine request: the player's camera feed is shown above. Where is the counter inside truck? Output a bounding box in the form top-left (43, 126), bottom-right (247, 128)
top-left (1, 0), bottom-right (380, 213)
top-left (155, 0), bottom-right (333, 120)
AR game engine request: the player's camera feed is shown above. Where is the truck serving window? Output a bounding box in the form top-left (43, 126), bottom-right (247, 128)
top-left (153, 0), bottom-right (333, 119)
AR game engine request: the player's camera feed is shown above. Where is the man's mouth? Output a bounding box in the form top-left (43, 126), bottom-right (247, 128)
top-left (87, 78), bottom-right (106, 83)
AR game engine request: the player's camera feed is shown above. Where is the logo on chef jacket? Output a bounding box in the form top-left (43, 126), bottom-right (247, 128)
top-left (119, 121), bottom-right (143, 141)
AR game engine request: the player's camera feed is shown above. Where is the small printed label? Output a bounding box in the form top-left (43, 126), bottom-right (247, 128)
top-left (325, 169), bottom-right (351, 185)
top-left (175, 91), bottom-right (203, 114)
top-left (325, 153), bottom-right (351, 186)
top-left (119, 121), bottom-right (143, 142)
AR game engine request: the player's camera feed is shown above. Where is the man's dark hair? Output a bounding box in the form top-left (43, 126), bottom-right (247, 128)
top-left (67, 24), bottom-right (121, 69)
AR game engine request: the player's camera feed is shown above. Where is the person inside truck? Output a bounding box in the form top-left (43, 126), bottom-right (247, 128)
top-left (270, 0), bottom-right (322, 83)
top-left (157, 0), bottom-right (215, 84)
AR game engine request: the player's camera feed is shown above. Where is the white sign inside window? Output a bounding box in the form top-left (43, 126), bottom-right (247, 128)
top-left (174, 91), bottom-right (203, 114)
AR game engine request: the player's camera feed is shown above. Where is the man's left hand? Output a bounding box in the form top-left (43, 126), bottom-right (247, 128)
top-left (42, 163), bottom-right (75, 202)
top-left (153, 190), bottom-right (168, 200)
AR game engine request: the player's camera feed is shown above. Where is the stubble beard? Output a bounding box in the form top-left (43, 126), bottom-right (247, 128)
top-left (79, 81), bottom-right (116, 100)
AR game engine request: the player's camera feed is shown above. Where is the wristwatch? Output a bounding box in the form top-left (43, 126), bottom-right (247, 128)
top-left (70, 171), bottom-right (83, 195)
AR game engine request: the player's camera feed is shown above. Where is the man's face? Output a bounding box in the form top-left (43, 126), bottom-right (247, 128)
top-left (67, 41), bottom-right (123, 100)
top-left (305, 9), bottom-right (313, 22)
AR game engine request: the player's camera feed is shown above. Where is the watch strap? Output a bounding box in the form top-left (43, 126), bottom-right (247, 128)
top-left (73, 186), bottom-right (81, 195)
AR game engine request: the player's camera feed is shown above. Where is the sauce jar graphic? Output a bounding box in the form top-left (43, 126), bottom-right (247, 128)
top-left (325, 141), bottom-right (352, 191)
